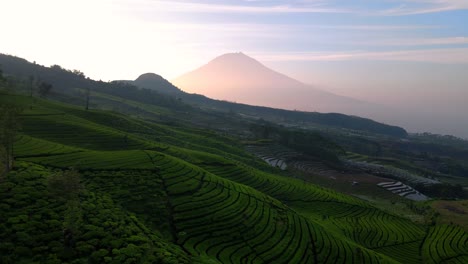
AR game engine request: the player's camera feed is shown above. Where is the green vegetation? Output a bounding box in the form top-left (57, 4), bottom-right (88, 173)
top-left (0, 53), bottom-right (408, 137)
top-left (0, 59), bottom-right (467, 263)
top-left (0, 162), bottom-right (189, 264)
top-left (0, 103), bottom-right (22, 174)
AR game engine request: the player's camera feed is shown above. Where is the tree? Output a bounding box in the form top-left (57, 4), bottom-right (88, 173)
top-left (85, 86), bottom-right (90, 110)
top-left (38, 81), bottom-right (53, 97)
top-left (0, 66), bottom-right (5, 83)
top-left (28, 75), bottom-right (35, 98)
top-left (0, 105), bottom-right (22, 174)
top-left (72, 69), bottom-right (85, 78)
top-left (0, 68), bottom-right (5, 89)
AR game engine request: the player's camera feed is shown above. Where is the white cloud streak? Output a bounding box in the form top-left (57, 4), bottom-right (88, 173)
top-left (380, 0), bottom-right (468, 15)
top-left (133, 0), bottom-right (349, 14)
top-left (350, 37), bottom-right (468, 46)
top-left (253, 48), bottom-right (468, 63)
top-left (128, 0), bottom-right (468, 16)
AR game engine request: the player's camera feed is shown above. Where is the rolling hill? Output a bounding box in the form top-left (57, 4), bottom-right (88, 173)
top-left (1, 92), bottom-right (467, 263)
top-left (0, 53), bottom-right (407, 137)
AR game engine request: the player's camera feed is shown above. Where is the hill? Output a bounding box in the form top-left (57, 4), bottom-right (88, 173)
top-left (1, 92), bottom-right (468, 263)
top-left (0, 53), bottom-right (407, 137)
top-left (133, 73), bottom-right (183, 95)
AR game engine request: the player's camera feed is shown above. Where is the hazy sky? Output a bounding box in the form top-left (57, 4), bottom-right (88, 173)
top-left (1, 0), bottom-right (468, 137)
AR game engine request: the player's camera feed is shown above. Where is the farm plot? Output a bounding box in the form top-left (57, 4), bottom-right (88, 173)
top-left (246, 145), bottom-right (298, 170)
top-left (246, 144), bottom-right (342, 178)
top-left (288, 160), bottom-right (340, 178)
top-left (374, 240), bottom-right (422, 264)
top-left (14, 134), bottom-right (83, 157)
top-left (201, 162), bottom-right (427, 256)
top-left (161, 159), bottom-right (393, 263)
top-left (343, 153), bottom-right (440, 185)
top-left (22, 150), bottom-right (160, 169)
top-left (329, 207), bottom-right (426, 248)
top-left (200, 162), bottom-right (364, 206)
top-left (421, 225), bottom-right (468, 264)
top-left (20, 114), bottom-right (151, 150)
top-left (345, 158), bottom-right (439, 186)
top-left (377, 182), bottom-right (428, 201)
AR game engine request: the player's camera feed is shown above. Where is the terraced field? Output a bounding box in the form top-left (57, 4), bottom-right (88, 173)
top-left (199, 162), bottom-right (427, 253)
top-left (246, 144), bottom-right (339, 177)
top-left (14, 134), bottom-right (84, 157)
top-left (246, 145), bottom-right (294, 170)
top-left (377, 181), bottom-right (428, 201)
top-left (421, 225), bottom-right (468, 263)
top-left (345, 153), bottom-right (440, 186)
top-left (2, 93), bottom-right (468, 263)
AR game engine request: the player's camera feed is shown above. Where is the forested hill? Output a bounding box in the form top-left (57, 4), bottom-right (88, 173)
top-left (0, 53), bottom-right (407, 137)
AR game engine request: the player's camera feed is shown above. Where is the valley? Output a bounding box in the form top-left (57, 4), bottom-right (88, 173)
top-left (0, 54), bottom-right (467, 263)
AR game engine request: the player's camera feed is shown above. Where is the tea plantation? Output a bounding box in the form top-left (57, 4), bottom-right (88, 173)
top-left (1, 94), bottom-right (467, 263)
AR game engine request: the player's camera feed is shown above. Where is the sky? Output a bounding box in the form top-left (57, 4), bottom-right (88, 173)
top-left (1, 0), bottom-right (468, 137)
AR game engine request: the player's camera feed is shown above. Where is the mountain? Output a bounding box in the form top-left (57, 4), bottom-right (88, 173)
top-left (130, 73), bottom-right (407, 137)
top-left (0, 53), bottom-right (407, 137)
top-left (173, 52), bottom-right (378, 115)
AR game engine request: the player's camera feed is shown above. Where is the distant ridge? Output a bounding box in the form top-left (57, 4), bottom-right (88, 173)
top-left (172, 52), bottom-right (380, 116)
top-left (0, 53), bottom-right (407, 137)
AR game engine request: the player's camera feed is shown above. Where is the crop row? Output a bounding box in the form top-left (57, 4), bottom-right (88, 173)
top-left (201, 163), bottom-right (364, 206)
top-left (152, 156), bottom-right (389, 263)
top-left (170, 179), bottom-right (385, 263)
top-left (422, 225), bottom-right (468, 264)
top-left (20, 115), bottom-right (149, 150)
top-left (288, 160), bottom-right (338, 178)
top-left (374, 241), bottom-right (422, 264)
top-left (23, 150), bottom-right (158, 169)
top-left (377, 181), bottom-right (428, 201)
top-left (201, 162), bottom-right (430, 259)
top-left (329, 208), bottom-right (426, 248)
top-left (14, 134), bottom-right (82, 157)
top-left (245, 145), bottom-right (339, 177)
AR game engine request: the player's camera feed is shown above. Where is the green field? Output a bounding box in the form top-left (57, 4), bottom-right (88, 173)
top-left (1, 93), bottom-right (468, 263)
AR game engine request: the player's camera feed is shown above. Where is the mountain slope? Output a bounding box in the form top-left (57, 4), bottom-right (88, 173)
top-left (0, 53), bottom-right (407, 137)
top-left (172, 52), bottom-right (378, 115)
top-left (3, 93), bottom-right (468, 263)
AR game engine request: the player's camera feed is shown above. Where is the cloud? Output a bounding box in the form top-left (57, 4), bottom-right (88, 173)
top-left (350, 37), bottom-right (468, 46)
top-left (304, 24), bottom-right (440, 31)
top-left (253, 48), bottom-right (468, 64)
top-left (380, 0), bottom-right (468, 15)
top-left (135, 0), bottom-right (349, 14)
top-left (135, 0), bottom-right (468, 16)
top-left (154, 22), bottom-right (439, 32)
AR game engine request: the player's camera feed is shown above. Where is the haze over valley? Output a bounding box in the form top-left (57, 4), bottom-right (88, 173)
top-left (1, 1), bottom-right (468, 264)
top-left (173, 52), bottom-right (465, 137)
top-left (2, 0), bottom-right (468, 137)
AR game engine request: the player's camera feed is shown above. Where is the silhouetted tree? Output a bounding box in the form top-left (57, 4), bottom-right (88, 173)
top-left (85, 86), bottom-right (90, 110)
top-left (28, 75), bottom-right (35, 98)
top-left (0, 66), bottom-right (5, 83)
top-left (38, 81), bottom-right (53, 97)
top-left (72, 69), bottom-right (85, 78)
top-left (0, 105), bottom-right (22, 174)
